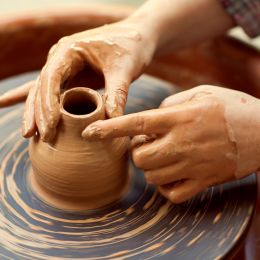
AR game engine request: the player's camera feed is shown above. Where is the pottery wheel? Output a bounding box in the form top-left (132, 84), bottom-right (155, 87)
top-left (0, 72), bottom-right (257, 260)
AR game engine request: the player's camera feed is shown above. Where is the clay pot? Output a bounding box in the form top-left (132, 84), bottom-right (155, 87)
top-left (29, 87), bottom-right (129, 211)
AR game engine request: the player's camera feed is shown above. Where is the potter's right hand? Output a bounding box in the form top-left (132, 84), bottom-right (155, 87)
top-left (0, 20), bottom-right (156, 141)
top-left (82, 86), bottom-right (260, 203)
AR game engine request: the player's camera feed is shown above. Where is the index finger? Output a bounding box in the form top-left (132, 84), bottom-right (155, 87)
top-left (82, 107), bottom-right (177, 140)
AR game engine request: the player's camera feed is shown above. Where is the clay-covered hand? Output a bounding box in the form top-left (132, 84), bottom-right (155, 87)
top-left (82, 85), bottom-right (260, 203)
top-left (0, 20), bottom-right (156, 141)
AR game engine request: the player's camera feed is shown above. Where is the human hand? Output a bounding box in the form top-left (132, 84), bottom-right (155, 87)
top-left (0, 19), bottom-right (156, 141)
top-left (0, 0), bottom-right (236, 142)
top-left (82, 85), bottom-right (260, 203)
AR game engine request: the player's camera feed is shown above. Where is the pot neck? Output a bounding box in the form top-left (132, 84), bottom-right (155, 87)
top-left (59, 87), bottom-right (105, 136)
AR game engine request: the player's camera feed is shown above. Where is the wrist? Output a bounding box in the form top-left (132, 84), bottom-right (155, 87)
top-left (126, 0), bottom-right (234, 55)
top-left (116, 16), bottom-right (158, 68)
top-left (254, 99), bottom-right (260, 171)
top-left (232, 97), bottom-right (260, 178)
top-left (123, 13), bottom-right (160, 53)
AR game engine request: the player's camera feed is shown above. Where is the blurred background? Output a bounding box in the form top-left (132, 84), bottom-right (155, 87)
top-left (1, 0), bottom-right (259, 48)
top-left (0, 0), bottom-right (142, 12)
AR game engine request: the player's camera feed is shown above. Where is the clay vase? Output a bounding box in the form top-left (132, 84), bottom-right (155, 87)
top-left (29, 87), bottom-right (129, 211)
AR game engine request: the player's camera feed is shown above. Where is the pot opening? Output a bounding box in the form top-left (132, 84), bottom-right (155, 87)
top-left (63, 91), bottom-right (97, 115)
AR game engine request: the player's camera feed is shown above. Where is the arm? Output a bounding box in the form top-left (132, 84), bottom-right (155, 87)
top-left (128, 0), bottom-right (235, 54)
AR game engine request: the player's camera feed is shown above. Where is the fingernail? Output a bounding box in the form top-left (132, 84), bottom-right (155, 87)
top-left (82, 124), bottom-right (103, 140)
top-left (21, 120), bottom-right (29, 137)
top-left (107, 106), bottom-right (124, 118)
top-left (22, 125), bottom-right (36, 138)
top-left (22, 126), bottom-right (29, 138)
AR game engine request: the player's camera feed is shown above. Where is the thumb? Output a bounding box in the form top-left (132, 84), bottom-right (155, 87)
top-left (104, 70), bottom-right (131, 118)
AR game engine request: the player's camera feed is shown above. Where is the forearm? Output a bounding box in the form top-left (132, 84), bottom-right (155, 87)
top-left (229, 96), bottom-right (260, 178)
top-left (127, 0), bottom-right (235, 54)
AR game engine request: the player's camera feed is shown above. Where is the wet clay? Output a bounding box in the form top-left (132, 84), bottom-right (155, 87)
top-left (29, 87), bottom-right (129, 211)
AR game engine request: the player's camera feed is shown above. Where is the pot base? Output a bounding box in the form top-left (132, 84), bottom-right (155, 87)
top-left (28, 167), bottom-right (130, 211)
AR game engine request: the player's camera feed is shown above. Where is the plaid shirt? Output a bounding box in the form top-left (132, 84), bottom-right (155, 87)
top-left (220, 0), bottom-right (260, 37)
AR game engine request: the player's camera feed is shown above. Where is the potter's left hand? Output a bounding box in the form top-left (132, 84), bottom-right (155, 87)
top-left (82, 85), bottom-right (260, 203)
top-left (0, 20), bottom-right (156, 141)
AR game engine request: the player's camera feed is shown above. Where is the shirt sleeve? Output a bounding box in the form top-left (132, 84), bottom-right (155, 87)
top-left (220, 0), bottom-right (260, 38)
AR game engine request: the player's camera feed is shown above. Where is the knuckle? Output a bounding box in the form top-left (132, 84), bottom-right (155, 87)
top-left (58, 36), bottom-right (70, 45)
top-left (196, 85), bottom-right (212, 92)
top-left (47, 44), bottom-right (57, 58)
top-left (171, 143), bottom-right (185, 157)
top-left (160, 96), bottom-right (175, 108)
top-left (135, 115), bottom-right (146, 133)
top-left (114, 87), bottom-right (127, 96)
top-left (160, 99), bottom-right (170, 108)
top-left (113, 87), bottom-right (128, 102)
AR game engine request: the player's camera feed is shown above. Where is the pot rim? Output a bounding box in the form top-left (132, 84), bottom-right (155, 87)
top-left (60, 87), bottom-right (104, 120)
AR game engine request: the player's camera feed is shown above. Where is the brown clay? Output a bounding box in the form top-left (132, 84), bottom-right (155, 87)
top-left (29, 87), bottom-right (129, 211)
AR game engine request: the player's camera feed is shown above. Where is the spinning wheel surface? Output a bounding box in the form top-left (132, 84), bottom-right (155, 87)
top-left (0, 73), bottom-right (257, 260)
